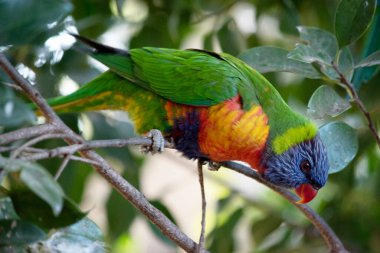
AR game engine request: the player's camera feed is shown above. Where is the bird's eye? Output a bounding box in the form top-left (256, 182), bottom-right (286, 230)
top-left (300, 160), bottom-right (311, 173)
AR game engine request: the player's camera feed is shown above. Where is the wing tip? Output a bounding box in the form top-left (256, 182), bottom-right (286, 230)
top-left (69, 33), bottom-right (129, 56)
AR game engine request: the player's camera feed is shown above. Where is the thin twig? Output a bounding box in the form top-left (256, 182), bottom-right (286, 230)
top-left (332, 63), bottom-right (380, 149)
top-left (15, 138), bottom-right (173, 161)
top-left (1, 81), bottom-right (23, 91)
top-left (0, 124), bottom-right (58, 145)
top-left (54, 154), bottom-right (71, 180)
top-left (10, 133), bottom-right (72, 159)
top-left (197, 160), bottom-right (207, 253)
top-left (0, 146), bottom-right (49, 154)
top-left (79, 149), bottom-right (207, 253)
top-left (69, 155), bottom-right (101, 166)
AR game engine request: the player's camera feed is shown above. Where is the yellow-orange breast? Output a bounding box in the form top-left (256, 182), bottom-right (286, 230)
top-left (198, 97), bottom-right (269, 170)
top-left (164, 97), bottom-right (269, 171)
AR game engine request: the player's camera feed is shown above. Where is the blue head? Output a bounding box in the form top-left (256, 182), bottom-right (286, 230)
top-left (261, 134), bottom-right (329, 203)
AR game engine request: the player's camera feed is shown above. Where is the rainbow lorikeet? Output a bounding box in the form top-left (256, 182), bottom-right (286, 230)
top-left (47, 34), bottom-right (329, 204)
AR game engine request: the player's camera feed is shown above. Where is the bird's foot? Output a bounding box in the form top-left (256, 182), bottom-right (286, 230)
top-left (208, 161), bottom-right (221, 171)
top-left (141, 129), bottom-right (165, 154)
top-left (198, 159), bottom-right (221, 171)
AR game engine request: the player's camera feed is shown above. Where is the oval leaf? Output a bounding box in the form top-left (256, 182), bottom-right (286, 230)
top-left (238, 46), bottom-right (321, 79)
top-left (297, 26), bottom-right (338, 62)
top-left (319, 122), bottom-right (358, 173)
top-left (217, 19), bottom-right (245, 56)
top-left (0, 220), bottom-right (46, 246)
top-left (10, 189), bottom-right (85, 229)
top-left (287, 43), bottom-right (326, 64)
top-left (307, 85), bottom-right (351, 120)
top-left (355, 50), bottom-right (380, 67)
top-left (28, 218), bottom-right (105, 253)
top-left (0, 197), bottom-right (19, 220)
top-left (337, 47), bottom-right (355, 81)
top-left (0, 88), bottom-right (35, 127)
top-left (1, 158), bottom-right (64, 215)
top-left (20, 162), bottom-right (64, 216)
top-left (334, 0), bottom-right (377, 47)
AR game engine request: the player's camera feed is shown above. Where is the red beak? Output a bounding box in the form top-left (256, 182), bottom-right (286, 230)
top-left (295, 184), bottom-right (318, 204)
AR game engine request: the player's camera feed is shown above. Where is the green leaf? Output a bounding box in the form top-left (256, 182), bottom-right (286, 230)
top-left (0, 88), bottom-right (35, 127)
top-left (238, 46), bottom-right (322, 79)
top-left (0, 0), bottom-right (73, 45)
top-left (355, 50), bottom-right (380, 67)
top-left (287, 27), bottom-right (354, 82)
top-left (288, 43), bottom-right (327, 64)
top-left (217, 19), bottom-right (245, 56)
top-left (10, 189), bottom-right (85, 229)
top-left (208, 208), bottom-right (243, 253)
top-left (256, 224), bottom-right (290, 251)
top-left (28, 218), bottom-right (105, 253)
top-left (0, 158), bottom-right (64, 216)
top-left (63, 218), bottom-right (103, 241)
top-left (307, 85), bottom-right (351, 120)
top-left (0, 220), bottom-right (46, 246)
top-left (337, 47), bottom-right (355, 81)
top-left (203, 32), bottom-right (214, 52)
top-left (251, 216), bottom-right (283, 246)
top-left (334, 0), bottom-right (377, 47)
top-left (0, 197), bottom-right (19, 221)
top-left (352, 11), bottom-right (380, 89)
top-left (19, 162), bottom-right (64, 216)
top-left (297, 26), bottom-right (339, 61)
top-left (288, 27), bottom-right (338, 69)
top-left (319, 122), bottom-right (358, 174)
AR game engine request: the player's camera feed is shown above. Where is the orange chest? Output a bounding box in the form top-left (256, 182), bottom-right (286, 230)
top-left (198, 99), bottom-right (269, 170)
top-left (165, 98), bottom-right (269, 171)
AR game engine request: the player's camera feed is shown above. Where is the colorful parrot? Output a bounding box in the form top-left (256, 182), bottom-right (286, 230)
top-left (47, 34), bottom-right (329, 204)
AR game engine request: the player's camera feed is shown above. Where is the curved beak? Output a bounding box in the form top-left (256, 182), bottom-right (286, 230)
top-left (295, 183), bottom-right (318, 204)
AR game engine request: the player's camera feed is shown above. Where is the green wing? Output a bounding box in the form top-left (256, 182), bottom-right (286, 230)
top-left (72, 35), bottom-right (258, 109)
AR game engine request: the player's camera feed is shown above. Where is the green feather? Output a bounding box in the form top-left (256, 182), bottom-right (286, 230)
top-left (64, 35), bottom-right (316, 149)
top-left (47, 71), bottom-right (169, 133)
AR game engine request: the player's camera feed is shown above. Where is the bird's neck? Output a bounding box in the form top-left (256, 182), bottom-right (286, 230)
top-left (198, 97), bottom-right (269, 171)
top-left (240, 64), bottom-right (318, 154)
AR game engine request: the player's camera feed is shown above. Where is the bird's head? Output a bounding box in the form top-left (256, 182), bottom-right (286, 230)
top-left (261, 134), bottom-right (329, 204)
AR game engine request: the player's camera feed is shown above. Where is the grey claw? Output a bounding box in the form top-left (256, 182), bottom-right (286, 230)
top-left (208, 161), bottom-right (221, 171)
top-left (141, 129), bottom-right (165, 154)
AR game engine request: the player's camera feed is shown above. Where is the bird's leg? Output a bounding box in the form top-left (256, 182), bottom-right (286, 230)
top-left (141, 129), bottom-right (165, 154)
top-left (196, 159), bottom-right (207, 253)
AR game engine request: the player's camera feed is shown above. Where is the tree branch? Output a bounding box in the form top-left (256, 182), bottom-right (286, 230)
top-left (332, 63), bottom-right (380, 149)
top-left (10, 138), bottom-right (172, 161)
top-left (222, 161), bottom-right (348, 253)
top-left (1, 134), bottom-right (349, 252)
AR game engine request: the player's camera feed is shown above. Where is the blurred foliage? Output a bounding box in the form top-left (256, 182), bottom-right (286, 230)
top-left (0, 0), bottom-right (380, 252)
